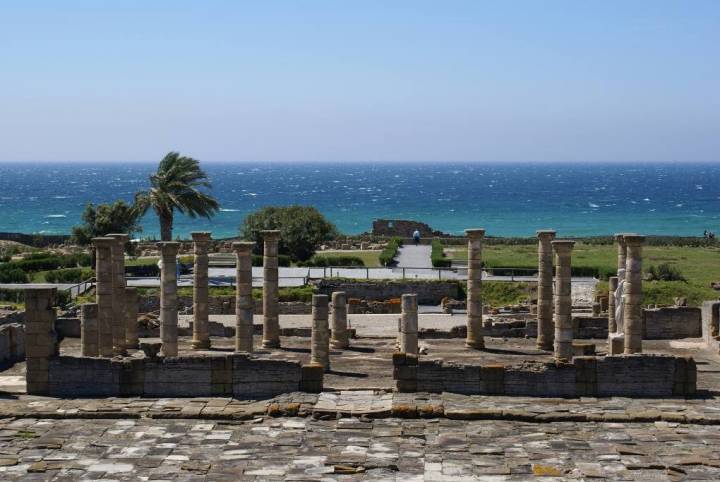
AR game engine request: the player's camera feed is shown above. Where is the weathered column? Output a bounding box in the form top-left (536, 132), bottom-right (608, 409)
top-left (159, 241), bottom-right (180, 357)
top-left (607, 276), bottom-right (619, 334)
top-left (552, 240), bottom-right (575, 362)
top-left (108, 234), bottom-right (128, 356)
top-left (93, 237), bottom-right (115, 357)
top-left (125, 287), bottom-right (139, 349)
top-left (330, 291), bottom-right (349, 349)
top-left (25, 288), bottom-right (57, 395)
top-left (80, 303), bottom-right (99, 357)
top-left (233, 241), bottom-right (255, 352)
top-left (191, 232), bottom-right (212, 350)
top-left (310, 294), bottom-right (330, 371)
top-left (400, 294), bottom-right (418, 354)
top-left (615, 233), bottom-right (628, 275)
top-left (623, 234), bottom-right (645, 354)
top-left (261, 230), bottom-right (281, 348)
top-left (465, 229), bottom-right (485, 349)
top-left (536, 229), bottom-right (556, 350)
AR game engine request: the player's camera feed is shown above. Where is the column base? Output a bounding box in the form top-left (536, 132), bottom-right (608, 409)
top-left (191, 339), bottom-right (211, 350)
top-left (608, 333), bottom-right (624, 355)
top-left (330, 340), bottom-right (349, 350)
top-left (262, 339), bottom-right (280, 349)
top-left (465, 340), bottom-right (485, 350)
top-left (537, 342), bottom-right (554, 351)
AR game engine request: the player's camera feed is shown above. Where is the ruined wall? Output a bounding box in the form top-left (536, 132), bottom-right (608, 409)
top-left (138, 296), bottom-right (311, 315)
top-left (47, 353), bottom-right (323, 398)
top-left (371, 219), bottom-right (444, 238)
top-left (643, 307), bottom-right (701, 339)
top-left (0, 323), bottom-right (25, 369)
top-left (703, 301), bottom-right (720, 355)
top-left (316, 280), bottom-right (459, 305)
top-left (394, 353), bottom-right (696, 397)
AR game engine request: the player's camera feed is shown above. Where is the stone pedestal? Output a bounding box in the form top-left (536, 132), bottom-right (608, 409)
top-left (191, 232), bottom-right (212, 350)
top-left (465, 228), bottom-right (485, 350)
top-left (623, 234), bottom-right (645, 354)
top-left (262, 230), bottom-right (281, 348)
top-left (330, 291), bottom-right (349, 349)
top-left (536, 230), bottom-right (556, 351)
top-left (400, 294), bottom-right (418, 354)
top-left (233, 241), bottom-right (255, 352)
top-left (552, 240), bottom-right (575, 362)
top-left (25, 288), bottom-right (57, 395)
top-left (608, 333), bottom-right (625, 355)
top-left (607, 276), bottom-right (619, 334)
top-left (80, 303), bottom-right (99, 357)
top-left (310, 294), bottom-right (330, 371)
top-left (159, 242), bottom-right (180, 357)
top-left (107, 234), bottom-right (128, 356)
top-left (125, 287), bottom-right (139, 349)
top-left (93, 237), bottom-right (115, 357)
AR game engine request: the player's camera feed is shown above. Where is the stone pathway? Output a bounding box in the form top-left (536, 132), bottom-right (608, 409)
top-left (1, 416), bottom-right (720, 480)
top-left (396, 245), bottom-right (433, 269)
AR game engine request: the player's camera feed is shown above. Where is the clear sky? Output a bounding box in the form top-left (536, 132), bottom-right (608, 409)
top-left (1, 1), bottom-right (718, 163)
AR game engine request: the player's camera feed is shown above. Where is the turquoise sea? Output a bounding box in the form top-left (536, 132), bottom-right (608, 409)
top-left (0, 162), bottom-right (718, 238)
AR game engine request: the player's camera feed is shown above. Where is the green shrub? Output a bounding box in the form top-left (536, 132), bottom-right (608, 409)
top-left (431, 239), bottom-right (451, 268)
top-left (379, 237), bottom-right (403, 266)
top-left (647, 263), bottom-right (686, 282)
top-left (251, 254), bottom-right (291, 267)
top-left (45, 268), bottom-right (94, 284)
top-left (0, 265), bottom-right (29, 283)
top-left (297, 255), bottom-right (365, 267)
top-left (5, 253), bottom-right (92, 273)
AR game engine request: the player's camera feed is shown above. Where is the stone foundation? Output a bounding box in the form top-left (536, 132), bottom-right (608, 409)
top-left (0, 323), bottom-right (25, 369)
top-left (315, 280), bottom-right (459, 305)
top-left (138, 296), bottom-right (312, 315)
top-left (46, 353), bottom-right (323, 398)
top-left (394, 353), bottom-right (696, 398)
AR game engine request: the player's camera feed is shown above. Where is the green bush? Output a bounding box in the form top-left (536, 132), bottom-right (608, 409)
top-left (5, 253), bottom-right (92, 273)
top-left (431, 239), bottom-right (451, 268)
top-left (0, 265), bottom-right (29, 283)
top-left (647, 263), bottom-right (687, 282)
top-left (297, 255), bottom-right (365, 267)
top-left (45, 268), bottom-right (94, 284)
top-left (379, 237), bottom-right (403, 266)
top-left (251, 254), bottom-right (291, 267)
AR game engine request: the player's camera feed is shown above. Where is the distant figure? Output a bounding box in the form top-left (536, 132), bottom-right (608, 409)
top-left (412, 229), bottom-right (421, 246)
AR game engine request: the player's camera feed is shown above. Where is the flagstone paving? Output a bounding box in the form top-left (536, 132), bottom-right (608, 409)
top-left (2, 415), bottom-right (720, 480)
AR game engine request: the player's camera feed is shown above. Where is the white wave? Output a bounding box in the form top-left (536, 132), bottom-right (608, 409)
top-left (45, 214), bottom-right (67, 218)
top-left (220, 208), bottom-right (240, 212)
top-left (588, 203), bottom-right (600, 208)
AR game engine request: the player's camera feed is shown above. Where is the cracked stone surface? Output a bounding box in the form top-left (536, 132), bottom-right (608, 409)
top-left (2, 416), bottom-right (720, 480)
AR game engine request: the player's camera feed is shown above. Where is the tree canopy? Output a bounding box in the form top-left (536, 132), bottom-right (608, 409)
top-left (71, 200), bottom-right (143, 246)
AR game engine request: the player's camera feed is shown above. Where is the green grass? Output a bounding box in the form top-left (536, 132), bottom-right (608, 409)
top-left (313, 250), bottom-right (381, 267)
top-left (129, 284), bottom-right (316, 303)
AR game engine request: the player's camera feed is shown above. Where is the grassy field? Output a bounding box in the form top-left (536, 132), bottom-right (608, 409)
top-left (446, 243), bottom-right (720, 306)
top-left (313, 250), bottom-right (382, 267)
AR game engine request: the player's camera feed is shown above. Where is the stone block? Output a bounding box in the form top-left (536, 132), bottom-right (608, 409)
top-left (480, 365), bottom-right (505, 395)
top-left (48, 357), bottom-right (120, 397)
top-left (144, 356), bottom-right (213, 397)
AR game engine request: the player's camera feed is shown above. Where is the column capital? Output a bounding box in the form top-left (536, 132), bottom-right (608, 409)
top-left (536, 230), bottom-right (556, 239)
top-left (465, 228), bottom-right (485, 238)
top-left (107, 233), bottom-right (129, 244)
top-left (623, 234), bottom-right (645, 246)
top-left (158, 241), bottom-right (180, 256)
top-left (92, 237), bottom-right (115, 247)
top-left (614, 233), bottom-right (634, 245)
top-left (191, 231), bottom-right (212, 243)
top-left (232, 241), bottom-right (255, 253)
top-left (551, 240), bottom-right (575, 253)
top-left (262, 230), bottom-right (281, 241)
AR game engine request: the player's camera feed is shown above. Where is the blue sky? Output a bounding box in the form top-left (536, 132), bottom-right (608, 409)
top-left (1, 1), bottom-right (718, 162)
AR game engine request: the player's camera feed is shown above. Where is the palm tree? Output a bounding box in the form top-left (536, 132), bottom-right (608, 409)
top-left (136, 152), bottom-right (220, 241)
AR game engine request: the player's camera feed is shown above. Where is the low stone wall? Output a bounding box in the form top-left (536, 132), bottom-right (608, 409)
top-left (315, 280), bottom-right (459, 305)
top-left (0, 323), bottom-right (25, 369)
top-left (703, 301), bottom-right (720, 355)
top-left (393, 353), bottom-right (696, 398)
top-left (643, 307), bottom-right (701, 339)
top-left (46, 353), bottom-right (323, 398)
top-left (348, 299), bottom-right (401, 314)
top-left (138, 296), bottom-right (311, 315)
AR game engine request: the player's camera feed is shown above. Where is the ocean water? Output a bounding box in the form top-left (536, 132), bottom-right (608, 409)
top-left (0, 162), bottom-right (718, 238)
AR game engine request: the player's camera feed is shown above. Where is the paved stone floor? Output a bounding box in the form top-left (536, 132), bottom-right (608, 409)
top-left (2, 416), bottom-right (720, 481)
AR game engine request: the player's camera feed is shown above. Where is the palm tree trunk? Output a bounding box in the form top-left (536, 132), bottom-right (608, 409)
top-left (160, 211), bottom-right (173, 241)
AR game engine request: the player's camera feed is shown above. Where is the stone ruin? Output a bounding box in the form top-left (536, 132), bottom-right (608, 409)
top-left (21, 228), bottom-right (699, 399)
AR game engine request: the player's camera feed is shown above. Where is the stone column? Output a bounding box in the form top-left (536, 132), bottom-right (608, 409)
top-left (330, 291), bottom-right (349, 349)
top-left (607, 276), bottom-right (619, 334)
top-left (80, 303), bottom-right (99, 357)
top-left (93, 237), bottom-right (115, 357)
top-left (536, 230), bottom-right (556, 350)
top-left (465, 229), bottom-right (485, 349)
top-left (615, 233), bottom-right (628, 275)
top-left (400, 294), bottom-right (418, 354)
top-left (191, 232), bottom-right (212, 350)
top-left (107, 234), bottom-right (128, 356)
top-left (25, 288), bottom-right (57, 395)
top-left (233, 241), bottom-right (255, 352)
top-left (261, 230), bottom-right (281, 348)
top-left (125, 287), bottom-right (139, 349)
top-left (310, 294), bottom-right (330, 371)
top-left (552, 240), bottom-right (575, 362)
top-left (159, 241), bottom-right (180, 357)
top-left (623, 234), bottom-right (645, 354)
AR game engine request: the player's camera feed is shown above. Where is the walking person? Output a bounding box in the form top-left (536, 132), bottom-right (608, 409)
top-left (412, 229), bottom-right (421, 246)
